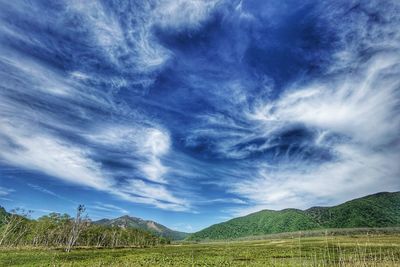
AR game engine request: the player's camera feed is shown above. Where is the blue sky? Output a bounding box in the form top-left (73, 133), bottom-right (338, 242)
top-left (0, 0), bottom-right (399, 232)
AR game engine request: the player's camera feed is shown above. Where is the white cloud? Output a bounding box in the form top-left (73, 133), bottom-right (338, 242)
top-left (27, 183), bottom-right (77, 204)
top-left (0, 186), bottom-right (14, 197)
top-left (231, 50), bottom-right (400, 216)
top-left (2, 0), bottom-right (398, 217)
top-left (68, 0), bottom-right (171, 73)
top-left (200, 198), bottom-right (247, 205)
top-left (0, 52), bottom-right (71, 96)
top-left (255, 54), bottom-right (400, 146)
top-left (0, 122), bottom-right (112, 191)
top-left (27, 184), bottom-right (58, 197)
top-left (69, 0), bottom-right (222, 75)
top-left (138, 128), bottom-right (171, 183)
top-left (223, 2), bottom-right (400, 216)
top-left (86, 126), bottom-right (171, 183)
top-left (0, 121), bottom-right (189, 211)
top-left (91, 202), bottom-right (128, 214)
top-left (155, 0), bottom-right (220, 30)
top-left (0, 0), bottom-right (211, 213)
top-left (123, 179), bottom-right (189, 210)
top-left (231, 145), bottom-right (399, 216)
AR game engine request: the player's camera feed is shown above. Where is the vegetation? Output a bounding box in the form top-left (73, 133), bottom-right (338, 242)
top-left (0, 233), bottom-right (399, 266)
top-left (306, 192), bottom-right (400, 228)
top-left (95, 215), bottom-right (188, 240)
top-left (0, 206), bottom-right (7, 225)
top-left (0, 192), bottom-right (399, 266)
top-left (188, 192), bottom-right (400, 240)
top-left (0, 206), bottom-right (168, 250)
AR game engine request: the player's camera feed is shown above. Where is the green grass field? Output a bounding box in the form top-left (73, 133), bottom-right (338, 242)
top-left (1, 234), bottom-right (399, 266)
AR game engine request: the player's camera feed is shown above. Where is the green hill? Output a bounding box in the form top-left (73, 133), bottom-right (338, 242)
top-left (94, 215), bottom-right (189, 240)
top-left (188, 192), bottom-right (400, 241)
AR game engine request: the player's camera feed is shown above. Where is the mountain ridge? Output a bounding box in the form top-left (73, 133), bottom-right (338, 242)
top-left (187, 191), bottom-right (400, 241)
top-left (94, 215), bottom-right (189, 240)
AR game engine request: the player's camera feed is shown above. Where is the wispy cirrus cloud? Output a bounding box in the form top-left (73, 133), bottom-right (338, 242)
top-left (0, 186), bottom-right (14, 197)
top-left (0, 119), bottom-right (189, 211)
top-left (27, 184), bottom-right (77, 204)
top-left (0, 0), bottom-right (201, 212)
top-left (90, 202), bottom-right (128, 214)
top-left (0, 0), bottom-right (399, 225)
top-left (225, 2), bottom-right (400, 215)
top-left (172, 0), bottom-right (400, 216)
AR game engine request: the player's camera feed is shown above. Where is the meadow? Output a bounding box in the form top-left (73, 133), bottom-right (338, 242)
top-left (0, 233), bottom-right (399, 266)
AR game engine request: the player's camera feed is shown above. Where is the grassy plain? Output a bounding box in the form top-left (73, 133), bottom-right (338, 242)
top-left (0, 233), bottom-right (399, 266)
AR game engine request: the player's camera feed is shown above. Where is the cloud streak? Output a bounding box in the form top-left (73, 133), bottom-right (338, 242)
top-left (0, 0), bottom-right (399, 223)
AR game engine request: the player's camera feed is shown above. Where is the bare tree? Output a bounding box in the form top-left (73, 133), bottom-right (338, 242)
top-left (65, 205), bottom-right (87, 252)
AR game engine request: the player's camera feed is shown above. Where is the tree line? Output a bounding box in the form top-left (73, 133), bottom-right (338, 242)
top-left (0, 205), bottom-right (169, 251)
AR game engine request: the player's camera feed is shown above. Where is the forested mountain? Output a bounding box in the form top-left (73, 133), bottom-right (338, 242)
top-left (94, 215), bottom-right (189, 240)
top-left (188, 192), bottom-right (400, 241)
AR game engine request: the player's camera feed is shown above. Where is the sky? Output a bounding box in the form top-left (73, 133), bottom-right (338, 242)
top-left (0, 0), bottom-right (399, 233)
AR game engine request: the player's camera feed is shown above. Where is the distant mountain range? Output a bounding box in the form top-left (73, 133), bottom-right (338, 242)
top-left (187, 192), bottom-right (400, 241)
top-left (94, 215), bottom-right (189, 240)
top-left (1, 192), bottom-right (398, 242)
top-left (0, 207), bottom-right (188, 241)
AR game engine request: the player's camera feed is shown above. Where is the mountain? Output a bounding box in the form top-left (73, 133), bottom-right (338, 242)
top-left (94, 215), bottom-right (189, 240)
top-left (188, 192), bottom-right (400, 241)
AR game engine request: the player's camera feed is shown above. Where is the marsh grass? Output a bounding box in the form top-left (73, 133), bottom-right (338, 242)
top-left (0, 233), bottom-right (399, 266)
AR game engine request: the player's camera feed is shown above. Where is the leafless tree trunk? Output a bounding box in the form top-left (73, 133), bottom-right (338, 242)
top-left (65, 205), bottom-right (86, 252)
